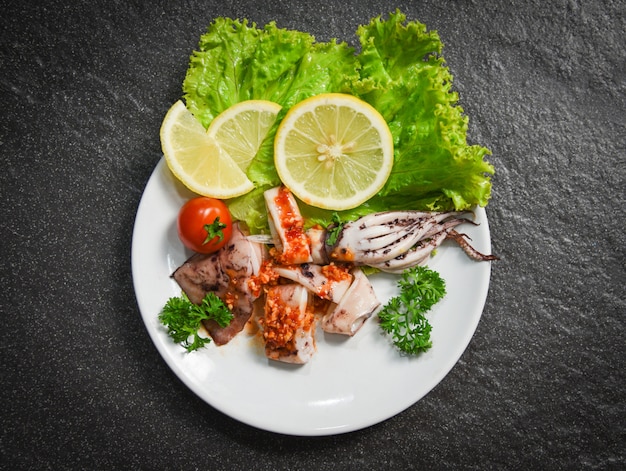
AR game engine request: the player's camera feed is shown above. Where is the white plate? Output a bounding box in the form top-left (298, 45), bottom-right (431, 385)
top-left (132, 158), bottom-right (493, 436)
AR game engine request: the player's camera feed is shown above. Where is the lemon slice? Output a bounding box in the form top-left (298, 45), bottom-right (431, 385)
top-left (274, 93), bottom-right (394, 210)
top-left (160, 100), bottom-right (254, 199)
top-left (207, 100), bottom-right (282, 172)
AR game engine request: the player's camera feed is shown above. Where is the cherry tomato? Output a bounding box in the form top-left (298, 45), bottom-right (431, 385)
top-left (177, 197), bottom-right (233, 254)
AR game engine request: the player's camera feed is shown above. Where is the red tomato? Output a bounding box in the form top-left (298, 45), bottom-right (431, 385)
top-left (177, 197), bottom-right (233, 253)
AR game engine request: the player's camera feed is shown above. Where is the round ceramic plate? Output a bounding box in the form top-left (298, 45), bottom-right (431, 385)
top-left (131, 158), bottom-right (493, 436)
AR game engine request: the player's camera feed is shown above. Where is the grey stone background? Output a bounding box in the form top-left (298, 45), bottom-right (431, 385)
top-left (1, 0), bottom-right (624, 469)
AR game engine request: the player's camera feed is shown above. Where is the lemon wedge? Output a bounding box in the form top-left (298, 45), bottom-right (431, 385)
top-left (207, 100), bottom-right (282, 172)
top-left (160, 100), bottom-right (254, 199)
top-left (274, 93), bottom-right (394, 210)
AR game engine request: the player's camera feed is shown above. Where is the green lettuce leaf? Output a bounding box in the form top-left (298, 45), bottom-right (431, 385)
top-left (353, 10), bottom-right (494, 213)
top-left (181, 11), bottom-right (494, 233)
top-left (183, 17), bottom-right (261, 127)
top-left (183, 18), bottom-right (358, 127)
top-left (245, 39), bottom-right (359, 189)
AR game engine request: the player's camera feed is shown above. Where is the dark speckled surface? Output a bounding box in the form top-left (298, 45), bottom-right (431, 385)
top-left (2, 1), bottom-right (625, 469)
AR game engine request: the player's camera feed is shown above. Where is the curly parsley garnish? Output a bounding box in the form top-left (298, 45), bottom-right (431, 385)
top-left (378, 266), bottom-right (446, 354)
top-left (159, 292), bottom-right (233, 352)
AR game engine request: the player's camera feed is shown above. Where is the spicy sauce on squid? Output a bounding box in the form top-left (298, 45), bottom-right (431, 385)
top-left (270, 186), bottom-right (312, 265)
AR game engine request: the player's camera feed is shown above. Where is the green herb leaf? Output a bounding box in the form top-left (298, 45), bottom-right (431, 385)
top-left (378, 266), bottom-right (446, 354)
top-left (325, 212), bottom-right (345, 246)
top-left (159, 292), bottom-right (233, 352)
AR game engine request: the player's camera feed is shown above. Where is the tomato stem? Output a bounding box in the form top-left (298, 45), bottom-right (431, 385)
top-left (203, 217), bottom-right (227, 245)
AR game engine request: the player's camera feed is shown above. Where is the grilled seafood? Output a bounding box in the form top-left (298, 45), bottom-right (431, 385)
top-left (272, 263), bottom-right (352, 303)
top-left (311, 210), bottom-right (498, 273)
top-left (170, 186), bottom-right (496, 361)
top-left (321, 268), bottom-right (380, 336)
top-left (262, 284), bottom-right (316, 364)
top-left (172, 223), bottom-right (265, 345)
top-left (264, 186), bottom-right (312, 265)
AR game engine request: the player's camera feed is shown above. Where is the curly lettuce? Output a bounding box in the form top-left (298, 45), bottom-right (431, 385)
top-left (354, 11), bottom-right (494, 214)
top-left (184, 18), bottom-right (358, 124)
top-left (181, 11), bottom-right (494, 233)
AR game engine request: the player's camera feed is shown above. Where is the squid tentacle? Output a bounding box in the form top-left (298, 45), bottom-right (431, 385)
top-left (446, 230), bottom-right (500, 262)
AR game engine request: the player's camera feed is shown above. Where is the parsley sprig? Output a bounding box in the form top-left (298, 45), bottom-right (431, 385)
top-left (159, 292), bottom-right (233, 352)
top-left (325, 212), bottom-right (345, 246)
top-left (378, 266), bottom-right (446, 354)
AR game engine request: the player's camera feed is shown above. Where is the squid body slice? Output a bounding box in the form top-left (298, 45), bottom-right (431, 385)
top-left (172, 223), bottom-right (264, 345)
top-left (272, 263), bottom-right (353, 304)
top-left (263, 284), bottom-right (316, 364)
top-left (321, 268), bottom-right (381, 336)
top-left (264, 186), bottom-right (313, 265)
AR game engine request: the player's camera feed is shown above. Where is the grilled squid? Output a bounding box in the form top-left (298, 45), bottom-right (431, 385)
top-left (264, 186), bottom-right (312, 265)
top-left (171, 186), bottom-right (497, 360)
top-left (315, 210), bottom-right (498, 273)
top-left (272, 263), bottom-right (353, 303)
top-left (321, 268), bottom-right (380, 336)
top-left (262, 284), bottom-right (316, 364)
top-left (171, 223), bottom-right (265, 345)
